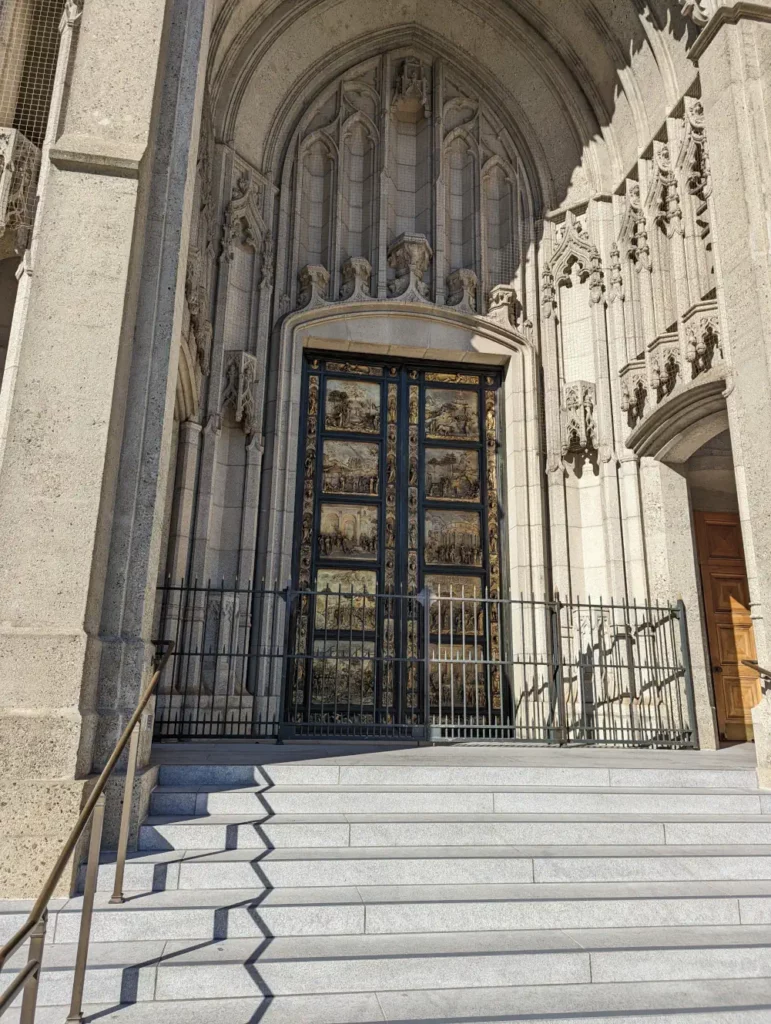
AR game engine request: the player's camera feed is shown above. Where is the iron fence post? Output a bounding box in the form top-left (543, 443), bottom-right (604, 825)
top-left (421, 587), bottom-right (431, 742)
top-left (549, 592), bottom-right (567, 745)
top-left (677, 598), bottom-right (700, 748)
top-left (18, 911), bottom-right (47, 1024)
top-left (67, 793), bottom-right (106, 1022)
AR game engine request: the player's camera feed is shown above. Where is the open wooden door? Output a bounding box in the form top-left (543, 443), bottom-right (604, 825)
top-left (694, 511), bottom-right (759, 741)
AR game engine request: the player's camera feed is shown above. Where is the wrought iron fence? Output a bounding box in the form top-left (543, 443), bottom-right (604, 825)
top-left (153, 580), bottom-right (697, 748)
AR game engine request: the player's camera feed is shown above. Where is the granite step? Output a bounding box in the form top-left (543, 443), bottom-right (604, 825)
top-left (4, 926), bottom-right (771, 1005)
top-left (7, 881), bottom-right (771, 944)
top-left (138, 811), bottom-right (771, 852)
top-left (149, 784), bottom-right (768, 817)
top-left (87, 844), bottom-right (771, 892)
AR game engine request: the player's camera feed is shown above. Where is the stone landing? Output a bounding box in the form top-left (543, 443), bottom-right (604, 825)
top-left (3, 741), bottom-right (771, 1022)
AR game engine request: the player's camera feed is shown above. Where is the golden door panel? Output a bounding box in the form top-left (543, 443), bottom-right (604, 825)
top-left (312, 640), bottom-right (376, 705)
top-left (425, 388), bottom-right (480, 440)
top-left (315, 569), bottom-right (378, 631)
top-left (426, 574), bottom-right (484, 635)
top-left (715, 622), bottom-right (755, 665)
top-left (424, 510), bottom-right (483, 567)
top-left (425, 449), bottom-right (481, 502)
top-left (429, 645), bottom-right (487, 707)
top-left (318, 504), bottom-right (379, 559)
top-left (322, 441), bottom-right (380, 496)
top-left (325, 379), bottom-right (381, 434)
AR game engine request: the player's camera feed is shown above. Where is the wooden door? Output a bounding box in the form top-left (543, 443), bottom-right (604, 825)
top-left (695, 511), bottom-right (759, 741)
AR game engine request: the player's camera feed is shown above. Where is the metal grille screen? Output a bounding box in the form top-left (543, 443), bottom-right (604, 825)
top-left (0, 0), bottom-right (65, 147)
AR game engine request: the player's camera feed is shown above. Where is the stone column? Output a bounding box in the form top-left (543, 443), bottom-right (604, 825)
top-left (690, 4), bottom-right (771, 669)
top-left (0, 0), bottom-right (209, 897)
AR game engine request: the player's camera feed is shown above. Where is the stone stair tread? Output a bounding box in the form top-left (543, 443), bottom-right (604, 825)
top-left (5, 978), bottom-right (771, 1023)
top-left (12, 878), bottom-right (771, 916)
top-left (143, 811), bottom-right (771, 824)
top-left (98, 843), bottom-right (771, 863)
top-left (152, 783), bottom-right (767, 794)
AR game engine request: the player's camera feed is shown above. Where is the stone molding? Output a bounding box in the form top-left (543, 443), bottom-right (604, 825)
top-left (688, 2), bottom-right (771, 60)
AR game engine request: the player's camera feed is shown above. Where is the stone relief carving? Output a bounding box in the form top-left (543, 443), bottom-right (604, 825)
top-left (654, 145), bottom-right (683, 238)
top-left (620, 361), bottom-right (648, 426)
top-left (185, 249), bottom-right (213, 376)
top-left (626, 184), bottom-right (652, 273)
top-left (392, 57), bottom-right (430, 115)
top-left (677, 0), bottom-right (709, 25)
top-left (298, 264), bottom-right (331, 309)
top-left (562, 381), bottom-right (598, 458)
top-left (648, 335), bottom-right (681, 400)
top-left (486, 284), bottom-right (519, 329)
top-left (222, 351), bottom-right (259, 436)
top-left (387, 234), bottom-right (433, 302)
top-left (682, 99), bottom-right (712, 201)
top-left (340, 256), bottom-right (373, 301)
top-left (446, 268), bottom-right (478, 314)
top-left (608, 243), bottom-right (624, 303)
top-left (0, 127), bottom-right (41, 254)
top-left (686, 314), bottom-right (722, 376)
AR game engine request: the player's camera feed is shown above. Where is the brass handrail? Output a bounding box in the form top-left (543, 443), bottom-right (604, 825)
top-left (0, 642), bottom-right (174, 1023)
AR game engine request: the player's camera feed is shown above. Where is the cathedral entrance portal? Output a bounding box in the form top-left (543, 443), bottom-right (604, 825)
top-left (286, 353), bottom-right (504, 731)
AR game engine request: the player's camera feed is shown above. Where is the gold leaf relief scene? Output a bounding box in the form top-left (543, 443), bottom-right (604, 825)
top-left (426, 575), bottom-right (484, 635)
top-left (425, 449), bottom-right (480, 501)
top-left (315, 569), bottom-right (378, 631)
top-left (429, 645), bottom-right (488, 709)
top-left (322, 441), bottom-right (380, 496)
top-left (312, 640), bottom-right (376, 706)
top-left (425, 510), bottom-right (483, 567)
top-left (325, 379), bottom-right (381, 434)
top-left (425, 388), bottom-right (480, 440)
top-left (318, 504), bottom-right (379, 559)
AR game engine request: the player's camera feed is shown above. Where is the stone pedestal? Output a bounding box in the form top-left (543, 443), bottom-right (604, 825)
top-left (0, 0), bottom-right (209, 897)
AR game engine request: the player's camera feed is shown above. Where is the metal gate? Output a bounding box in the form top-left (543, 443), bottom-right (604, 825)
top-left (153, 580), bottom-right (698, 748)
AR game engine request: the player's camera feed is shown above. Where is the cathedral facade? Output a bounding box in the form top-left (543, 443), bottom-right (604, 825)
top-left (1, 0), bottom-right (771, 891)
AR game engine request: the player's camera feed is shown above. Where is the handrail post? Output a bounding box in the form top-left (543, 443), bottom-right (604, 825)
top-left (109, 723), bottom-right (141, 905)
top-left (18, 911), bottom-right (47, 1024)
top-left (66, 794), bottom-right (106, 1022)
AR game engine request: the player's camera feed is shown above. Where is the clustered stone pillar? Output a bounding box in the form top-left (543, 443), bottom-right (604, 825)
top-left (691, 2), bottom-right (771, 768)
top-left (0, 0), bottom-right (209, 897)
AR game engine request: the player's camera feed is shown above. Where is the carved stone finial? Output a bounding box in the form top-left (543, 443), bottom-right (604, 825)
top-left (609, 243), bottom-right (624, 303)
top-left (588, 251), bottom-right (604, 305)
top-left (298, 264), bottom-right (331, 309)
top-left (562, 381), bottom-right (598, 458)
top-left (446, 268), bottom-right (478, 314)
top-left (685, 99), bottom-right (712, 201)
top-left (222, 351), bottom-right (259, 436)
top-left (486, 284), bottom-right (519, 328)
top-left (387, 233), bottom-right (432, 302)
top-left (340, 256), bottom-right (373, 301)
top-left (393, 58), bottom-right (429, 118)
top-left (655, 145), bottom-right (684, 238)
top-left (627, 184), bottom-right (651, 273)
top-left (541, 263), bottom-right (556, 319)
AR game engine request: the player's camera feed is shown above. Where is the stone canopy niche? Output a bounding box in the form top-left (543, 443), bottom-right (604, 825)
top-left (280, 49), bottom-right (533, 313)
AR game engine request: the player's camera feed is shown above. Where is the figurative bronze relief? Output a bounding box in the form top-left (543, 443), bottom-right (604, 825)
top-left (322, 441), bottom-right (380, 496)
top-left (426, 574), bottom-right (484, 635)
top-left (425, 448), bottom-right (480, 501)
top-left (315, 569), bottom-right (378, 631)
top-left (312, 640), bottom-right (375, 706)
top-left (425, 388), bottom-right (479, 440)
top-left (424, 510), bottom-right (483, 566)
top-left (429, 645), bottom-right (488, 708)
top-left (325, 379), bottom-right (381, 433)
top-left (318, 504), bottom-right (378, 559)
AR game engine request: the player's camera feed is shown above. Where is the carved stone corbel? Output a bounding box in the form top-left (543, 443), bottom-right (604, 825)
top-left (619, 360), bottom-right (648, 427)
top-left (685, 314), bottom-right (722, 376)
top-left (340, 256), bottom-right (373, 301)
top-left (446, 268), bottom-right (478, 314)
top-left (648, 334), bottom-right (681, 401)
top-left (486, 284), bottom-right (519, 329)
top-left (387, 233), bottom-right (432, 302)
top-left (298, 264), bottom-right (331, 309)
top-left (222, 351), bottom-right (259, 436)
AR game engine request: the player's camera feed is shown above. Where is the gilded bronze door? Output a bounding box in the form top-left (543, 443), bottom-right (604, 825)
top-left (288, 354), bottom-right (502, 729)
